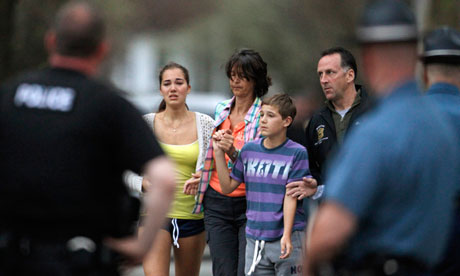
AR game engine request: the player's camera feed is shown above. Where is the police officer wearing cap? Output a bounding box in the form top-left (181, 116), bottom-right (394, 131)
top-left (304, 1), bottom-right (460, 275)
top-left (0, 1), bottom-right (176, 275)
top-left (421, 26), bottom-right (460, 276)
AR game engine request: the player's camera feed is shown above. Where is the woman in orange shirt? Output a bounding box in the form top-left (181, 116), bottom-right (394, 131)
top-left (192, 49), bottom-right (272, 276)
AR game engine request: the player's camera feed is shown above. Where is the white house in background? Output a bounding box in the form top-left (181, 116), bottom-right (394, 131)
top-left (128, 92), bottom-right (226, 116)
top-left (111, 36), bottom-right (158, 95)
top-left (110, 34), bottom-right (228, 115)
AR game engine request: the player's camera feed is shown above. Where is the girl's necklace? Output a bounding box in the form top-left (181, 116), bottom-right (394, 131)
top-left (165, 114), bottom-right (187, 132)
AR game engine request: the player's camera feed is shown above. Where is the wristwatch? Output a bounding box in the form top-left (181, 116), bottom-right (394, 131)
top-left (231, 149), bottom-right (239, 160)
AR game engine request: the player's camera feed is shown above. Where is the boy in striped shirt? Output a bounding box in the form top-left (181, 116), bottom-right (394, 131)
top-left (214, 93), bottom-right (313, 275)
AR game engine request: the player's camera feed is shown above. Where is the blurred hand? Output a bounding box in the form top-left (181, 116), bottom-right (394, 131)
top-left (104, 237), bottom-right (144, 265)
top-left (183, 171), bottom-right (201, 195)
top-left (141, 177), bottom-right (152, 192)
top-left (286, 177), bottom-right (318, 200)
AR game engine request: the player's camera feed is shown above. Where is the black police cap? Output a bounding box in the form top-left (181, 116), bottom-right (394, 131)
top-left (422, 26), bottom-right (460, 65)
top-left (356, 0), bottom-right (417, 43)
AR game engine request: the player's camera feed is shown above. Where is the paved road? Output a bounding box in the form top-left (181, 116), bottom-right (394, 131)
top-left (122, 245), bottom-right (213, 276)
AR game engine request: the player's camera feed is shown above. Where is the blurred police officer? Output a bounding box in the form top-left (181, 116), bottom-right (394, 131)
top-left (421, 26), bottom-right (460, 276)
top-left (304, 1), bottom-right (460, 276)
top-left (0, 1), bottom-right (175, 275)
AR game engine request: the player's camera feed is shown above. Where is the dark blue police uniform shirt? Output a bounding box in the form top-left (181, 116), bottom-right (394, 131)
top-left (426, 82), bottom-right (460, 193)
top-left (324, 81), bottom-right (460, 267)
top-left (426, 82), bottom-right (460, 273)
top-left (426, 82), bottom-right (460, 153)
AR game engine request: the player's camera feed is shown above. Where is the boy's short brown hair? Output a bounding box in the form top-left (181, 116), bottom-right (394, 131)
top-left (262, 93), bottom-right (297, 123)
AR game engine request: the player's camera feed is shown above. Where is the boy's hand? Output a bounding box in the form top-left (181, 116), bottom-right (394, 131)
top-left (218, 129), bottom-right (235, 156)
top-left (286, 177), bottom-right (318, 200)
top-left (280, 235), bottom-right (292, 259)
top-left (212, 130), bottom-right (226, 155)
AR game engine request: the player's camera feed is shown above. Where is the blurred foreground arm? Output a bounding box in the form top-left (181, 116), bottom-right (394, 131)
top-left (106, 156), bottom-right (176, 261)
top-left (304, 201), bottom-right (356, 275)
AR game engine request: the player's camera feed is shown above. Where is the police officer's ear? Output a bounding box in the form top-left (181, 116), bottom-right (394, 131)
top-left (44, 31), bottom-right (57, 54)
top-left (92, 40), bottom-right (110, 63)
top-left (422, 66), bottom-right (429, 90)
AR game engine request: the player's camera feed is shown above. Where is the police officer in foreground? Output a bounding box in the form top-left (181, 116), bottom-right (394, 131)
top-left (304, 1), bottom-right (460, 275)
top-left (0, 1), bottom-right (176, 275)
top-left (421, 26), bottom-right (460, 276)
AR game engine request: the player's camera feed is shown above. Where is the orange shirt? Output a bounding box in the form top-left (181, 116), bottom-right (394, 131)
top-left (209, 116), bottom-right (246, 197)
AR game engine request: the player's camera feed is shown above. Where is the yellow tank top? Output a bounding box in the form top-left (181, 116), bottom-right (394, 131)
top-left (160, 140), bottom-right (203, 219)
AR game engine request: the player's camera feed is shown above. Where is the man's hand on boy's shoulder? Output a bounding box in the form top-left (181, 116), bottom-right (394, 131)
top-left (286, 177), bottom-right (318, 200)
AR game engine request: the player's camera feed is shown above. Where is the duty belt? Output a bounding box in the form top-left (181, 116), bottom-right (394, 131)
top-left (0, 231), bottom-right (119, 270)
top-left (316, 254), bottom-right (429, 276)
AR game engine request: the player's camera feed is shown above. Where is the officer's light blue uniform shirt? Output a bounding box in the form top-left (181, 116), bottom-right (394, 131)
top-left (324, 81), bottom-right (459, 267)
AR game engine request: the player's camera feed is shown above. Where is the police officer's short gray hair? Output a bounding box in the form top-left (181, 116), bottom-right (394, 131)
top-left (53, 1), bottom-right (105, 57)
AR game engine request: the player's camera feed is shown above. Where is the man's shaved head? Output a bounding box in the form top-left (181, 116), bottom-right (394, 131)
top-left (53, 1), bottom-right (105, 57)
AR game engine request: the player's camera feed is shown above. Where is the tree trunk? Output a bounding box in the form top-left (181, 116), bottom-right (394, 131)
top-left (0, 0), bottom-right (17, 82)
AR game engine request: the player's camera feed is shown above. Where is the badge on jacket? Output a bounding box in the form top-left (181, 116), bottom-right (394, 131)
top-left (315, 125), bottom-right (328, 146)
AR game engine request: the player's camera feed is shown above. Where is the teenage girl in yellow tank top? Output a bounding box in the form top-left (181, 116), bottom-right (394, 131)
top-left (137, 63), bottom-right (214, 276)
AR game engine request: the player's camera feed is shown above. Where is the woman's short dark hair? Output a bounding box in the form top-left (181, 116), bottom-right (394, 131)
top-left (225, 49), bottom-right (272, 98)
top-left (321, 47), bottom-right (358, 80)
top-left (157, 62), bottom-right (190, 112)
